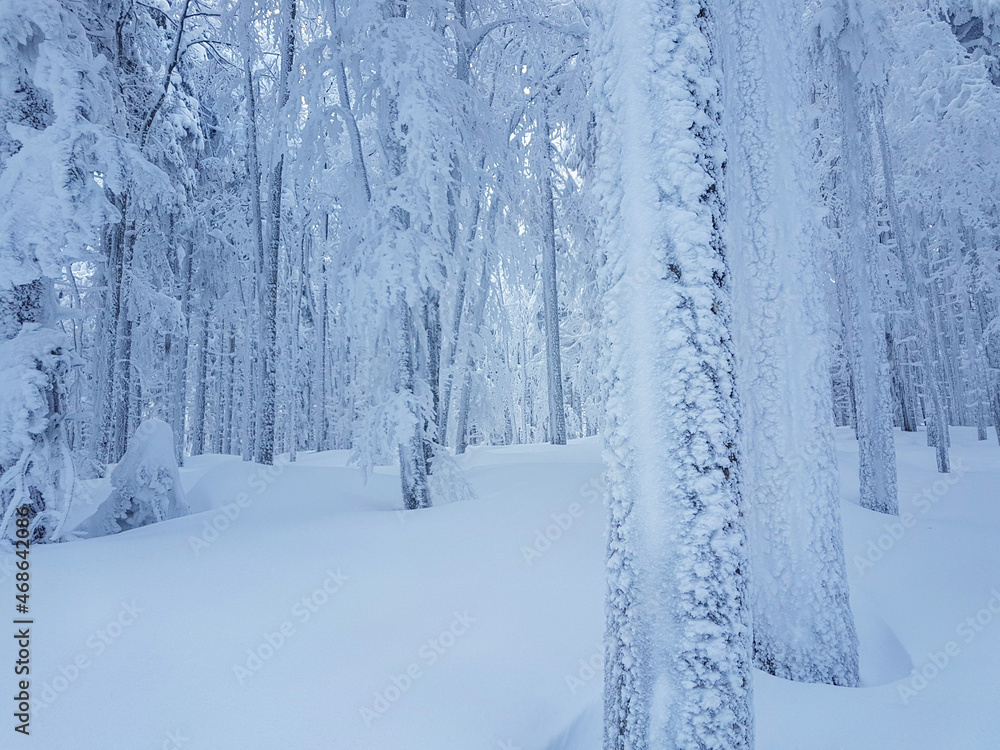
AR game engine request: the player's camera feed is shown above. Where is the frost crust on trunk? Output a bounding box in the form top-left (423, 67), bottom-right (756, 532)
top-left (719, 0), bottom-right (860, 686)
top-left (595, 0), bottom-right (753, 747)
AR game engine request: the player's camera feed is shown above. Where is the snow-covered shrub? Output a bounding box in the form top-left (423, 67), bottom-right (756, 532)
top-left (81, 420), bottom-right (189, 537)
top-left (427, 448), bottom-right (477, 506)
top-left (0, 325), bottom-right (76, 544)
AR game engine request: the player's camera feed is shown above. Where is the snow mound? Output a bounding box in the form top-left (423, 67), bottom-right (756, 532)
top-left (76, 419), bottom-right (188, 537)
top-left (854, 600), bottom-right (914, 685)
top-left (541, 703), bottom-right (602, 750)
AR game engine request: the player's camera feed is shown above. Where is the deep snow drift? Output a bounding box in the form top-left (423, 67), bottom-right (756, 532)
top-left (2, 427), bottom-right (998, 749)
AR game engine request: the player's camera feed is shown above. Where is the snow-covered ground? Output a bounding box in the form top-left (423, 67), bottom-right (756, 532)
top-left (3, 427), bottom-right (998, 749)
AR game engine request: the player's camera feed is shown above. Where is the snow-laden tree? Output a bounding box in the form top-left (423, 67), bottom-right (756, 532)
top-left (331, 0), bottom-right (498, 507)
top-left (69, 0), bottom-right (206, 471)
top-left (6, 0), bottom-right (992, 549)
top-left (250, 0), bottom-right (298, 467)
top-left (595, 0), bottom-right (753, 747)
top-left (948, 0), bottom-right (1000, 83)
top-left (0, 0), bottom-right (125, 542)
top-left (720, 0), bottom-right (860, 685)
top-left (812, 0), bottom-right (900, 514)
top-left (881, 0), bottom-right (1000, 451)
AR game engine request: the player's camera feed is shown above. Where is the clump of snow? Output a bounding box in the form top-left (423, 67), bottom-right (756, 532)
top-left (79, 419), bottom-right (188, 537)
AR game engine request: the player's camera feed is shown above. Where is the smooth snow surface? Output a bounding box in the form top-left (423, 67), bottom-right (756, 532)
top-left (2, 428), bottom-right (998, 749)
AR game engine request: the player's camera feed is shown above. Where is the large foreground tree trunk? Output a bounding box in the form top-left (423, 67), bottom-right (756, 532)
top-left (720, 0), bottom-right (860, 686)
top-left (595, 1), bottom-right (754, 747)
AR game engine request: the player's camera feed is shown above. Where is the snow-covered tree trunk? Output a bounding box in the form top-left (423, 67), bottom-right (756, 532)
top-left (595, 1), bottom-right (753, 747)
top-left (190, 306), bottom-right (210, 456)
top-left (240, 5), bottom-right (265, 463)
top-left (873, 104), bottom-right (950, 471)
top-left (966, 290), bottom-right (996, 443)
top-left (256, 0), bottom-right (297, 466)
top-left (241, 340), bottom-right (256, 463)
top-left (437, 171), bottom-right (484, 449)
top-left (952, 227), bottom-right (991, 442)
top-left (396, 296), bottom-right (431, 509)
top-left (437, 261), bottom-right (467, 447)
top-left (97, 200), bottom-right (137, 467)
top-left (257, 155), bottom-right (280, 465)
top-left (720, 0), bottom-right (860, 686)
top-left (94, 197), bottom-right (129, 467)
top-left (221, 324), bottom-right (236, 455)
top-left (918, 222), bottom-right (953, 460)
top-left (454, 248), bottom-right (491, 455)
top-left (314, 254), bottom-right (330, 452)
top-left (171, 237), bottom-right (193, 464)
top-left (836, 60), bottom-right (899, 514)
top-left (287, 229), bottom-right (307, 462)
top-left (379, 0), bottom-right (437, 508)
top-left (541, 98), bottom-right (567, 446)
top-left (424, 291), bottom-right (442, 461)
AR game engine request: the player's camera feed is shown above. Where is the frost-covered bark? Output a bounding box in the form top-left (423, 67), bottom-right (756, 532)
top-left (239, 3), bottom-right (266, 462)
top-left (383, 14), bottom-right (432, 507)
top-left (873, 102), bottom-right (950, 473)
top-left (94, 195), bottom-right (131, 467)
top-left (256, 0), bottom-right (297, 466)
top-left (190, 306), bottom-right (210, 456)
top-left (454, 247), bottom-right (491, 455)
top-left (395, 296), bottom-right (431, 509)
top-left (171, 237), bottom-right (193, 464)
top-left (540, 99), bottom-right (567, 446)
top-left (719, 0), bottom-right (859, 686)
top-left (595, 1), bottom-right (753, 747)
top-left (838, 60), bottom-right (899, 515)
top-left (814, 0), bottom-right (900, 515)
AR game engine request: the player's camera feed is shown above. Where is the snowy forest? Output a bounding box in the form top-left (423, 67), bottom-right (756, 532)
top-left (1, 0), bottom-right (999, 748)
